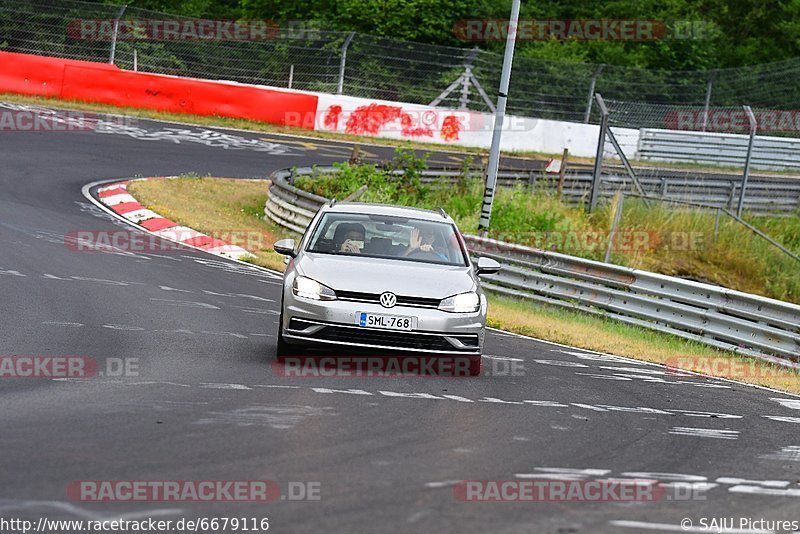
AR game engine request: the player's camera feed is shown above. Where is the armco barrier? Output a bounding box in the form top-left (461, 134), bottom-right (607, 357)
top-left (0, 51), bottom-right (318, 126)
top-left (638, 129), bottom-right (800, 172)
top-left (265, 166), bottom-right (800, 363)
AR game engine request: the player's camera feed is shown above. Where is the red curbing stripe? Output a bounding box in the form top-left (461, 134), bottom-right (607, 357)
top-left (98, 187), bottom-right (127, 198)
top-left (112, 201), bottom-right (144, 214)
top-left (139, 217), bottom-right (178, 232)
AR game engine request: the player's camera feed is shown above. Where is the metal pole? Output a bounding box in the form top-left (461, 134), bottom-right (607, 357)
top-left (459, 67), bottom-right (472, 109)
top-left (108, 4), bottom-right (127, 65)
top-left (605, 193), bottom-right (624, 263)
top-left (337, 32), bottom-right (355, 95)
top-left (701, 71), bottom-right (715, 132)
top-left (133, 48), bottom-right (137, 71)
top-left (589, 93), bottom-right (609, 211)
top-left (477, 0), bottom-right (521, 232)
top-left (288, 64), bottom-right (294, 89)
top-left (737, 105), bottom-right (757, 217)
top-left (583, 64), bottom-right (604, 123)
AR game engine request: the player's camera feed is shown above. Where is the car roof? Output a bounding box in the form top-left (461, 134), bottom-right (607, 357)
top-left (323, 202), bottom-right (453, 223)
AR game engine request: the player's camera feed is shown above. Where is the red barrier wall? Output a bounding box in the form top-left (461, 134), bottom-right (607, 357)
top-left (0, 51), bottom-right (318, 127)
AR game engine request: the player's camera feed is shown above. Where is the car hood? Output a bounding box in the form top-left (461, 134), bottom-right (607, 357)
top-left (297, 253), bottom-right (475, 298)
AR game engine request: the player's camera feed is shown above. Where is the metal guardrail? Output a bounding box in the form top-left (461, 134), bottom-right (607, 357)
top-left (264, 166), bottom-right (800, 362)
top-left (637, 129), bottom-right (800, 172)
top-left (421, 168), bottom-right (800, 215)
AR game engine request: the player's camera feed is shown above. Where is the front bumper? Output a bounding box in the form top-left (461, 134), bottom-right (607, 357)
top-left (282, 294), bottom-right (485, 354)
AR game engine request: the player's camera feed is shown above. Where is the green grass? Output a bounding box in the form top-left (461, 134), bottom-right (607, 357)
top-left (297, 155), bottom-right (800, 303)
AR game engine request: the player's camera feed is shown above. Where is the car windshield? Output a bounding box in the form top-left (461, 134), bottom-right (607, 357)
top-left (306, 212), bottom-right (468, 266)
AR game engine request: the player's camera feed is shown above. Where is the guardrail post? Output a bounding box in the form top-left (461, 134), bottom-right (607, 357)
top-left (108, 4), bottom-right (127, 65)
top-left (337, 32), bottom-right (355, 95)
top-left (589, 93), bottom-right (609, 211)
top-left (528, 170), bottom-right (536, 192)
top-left (583, 64), bottom-right (604, 123)
top-left (737, 105), bottom-right (757, 217)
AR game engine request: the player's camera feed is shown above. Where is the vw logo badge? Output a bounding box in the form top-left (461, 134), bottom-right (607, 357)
top-left (379, 292), bottom-right (397, 308)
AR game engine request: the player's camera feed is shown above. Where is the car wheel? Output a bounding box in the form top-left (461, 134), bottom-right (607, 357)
top-left (276, 308), bottom-right (297, 360)
top-left (468, 355), bottom-right (482, 377)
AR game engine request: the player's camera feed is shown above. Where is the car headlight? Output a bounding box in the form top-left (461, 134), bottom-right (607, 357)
top-left (292, 276), bottom-right (337, 301)
top-left (438, 291), bottom-right (480, 313)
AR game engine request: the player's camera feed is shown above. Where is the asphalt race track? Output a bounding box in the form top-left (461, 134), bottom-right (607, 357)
top-left (1, 107), bottom-right (800, 534)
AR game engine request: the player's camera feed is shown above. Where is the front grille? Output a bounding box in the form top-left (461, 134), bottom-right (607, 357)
top-left (303, 324), bottom-right (478, 352)
top-left (336, 290), bottom-right (441, 309)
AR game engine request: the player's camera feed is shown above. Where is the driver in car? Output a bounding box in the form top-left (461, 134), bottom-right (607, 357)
top-left (403, 227), bottom-right (448, 261)
top-left (337, 223), bottom-right (366, 253)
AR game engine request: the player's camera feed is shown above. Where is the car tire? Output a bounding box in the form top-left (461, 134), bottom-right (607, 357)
top-left (276, 308), bottom-right (297, 360)
top-left (468, 355), bottom-right (482, 377)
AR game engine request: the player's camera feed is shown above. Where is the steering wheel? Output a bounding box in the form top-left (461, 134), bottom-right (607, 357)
top-left (406, 249), bottom-right (441, 261)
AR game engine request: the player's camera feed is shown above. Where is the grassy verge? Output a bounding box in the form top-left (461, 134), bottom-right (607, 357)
top-left (128, 175), bottom-right (800, 394)
top-left (128, 176), bottom-right (296, 272)
top-left (6, 92), bottom-right (800, 175)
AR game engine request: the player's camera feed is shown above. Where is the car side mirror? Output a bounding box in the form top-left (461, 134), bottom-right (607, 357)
top-left (476, 256), bottom-right (500, 276)
top-left (274, 238), bottom-right (297, 257)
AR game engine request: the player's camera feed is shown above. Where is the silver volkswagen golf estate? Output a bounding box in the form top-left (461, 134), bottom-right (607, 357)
top-left (273, 200), bottom-right (500, 376)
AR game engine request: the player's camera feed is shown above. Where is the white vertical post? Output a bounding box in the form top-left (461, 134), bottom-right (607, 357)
top-left (108, 4), bottom-right (127, 65)
top-left (288, 64), bottom-right (294, 88)
top-left (737, 105), bottom-right (757, 217)
top-left (337, 32), bottom-right (355, 95)
top-left (133, 48), bottom-right (138, 71)
top-left (477, 0), bottom-right (521, 232)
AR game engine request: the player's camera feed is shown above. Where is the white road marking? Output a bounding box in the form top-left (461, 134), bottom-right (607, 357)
top-left (759, 445), bottom-right (800, 462)
top-left (424, 480), bottom-right (461, 488)
top-left (610, 520), bottom-right (772, 533)
top-left (483, 354), bottom-right (524, 362)
top-left (533, 359), bottom-right (588, 367)
top-left (149, 298), bottom-right (219, 309)
top-left (771, 398), bottom-right (800, 409)
top-left (42, 321), bottom-right (84, 327)
top-left (200, 383), bottom-right (251, 390)
top-left (669, 427), bottom-right (739, 440)
top-left (763, 415), bottom-right (800, 423)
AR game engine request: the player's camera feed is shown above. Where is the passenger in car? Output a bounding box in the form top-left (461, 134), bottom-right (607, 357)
top-left (404, 227), bottom-right (448, 261)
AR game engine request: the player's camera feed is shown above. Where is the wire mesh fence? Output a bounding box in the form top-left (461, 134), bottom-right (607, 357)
top-left (2, 0), bottom-right (800, 136)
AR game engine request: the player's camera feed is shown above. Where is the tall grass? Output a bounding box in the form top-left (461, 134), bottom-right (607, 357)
top-left (295, 150), bottom-right (800, 303)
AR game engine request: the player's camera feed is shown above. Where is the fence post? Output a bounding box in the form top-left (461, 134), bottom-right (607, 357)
top-left (737, 105), bottom-right (757, 217)
top-left (557, 148), bottom-right (569, 199)
top-left (337, 32), bottom-right (355, 95)
top-left (583, 64), bottom-right (604, 123)
top-left (108, 4), bottom-right (127, 65)
top-left (701, 70), bottom-right (715, 132)
top-left (589, 93), bottom-right (609, 211)
top-left (288, 64), bottom-right (294, 88)
top-left (133, 48), bottom-right (137, 71)
top-left (605, 193), bottom-right (624, 263)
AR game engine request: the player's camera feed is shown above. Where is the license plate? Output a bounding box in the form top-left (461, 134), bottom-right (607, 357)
top-left (357, 312), bottom-right (416, 331)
